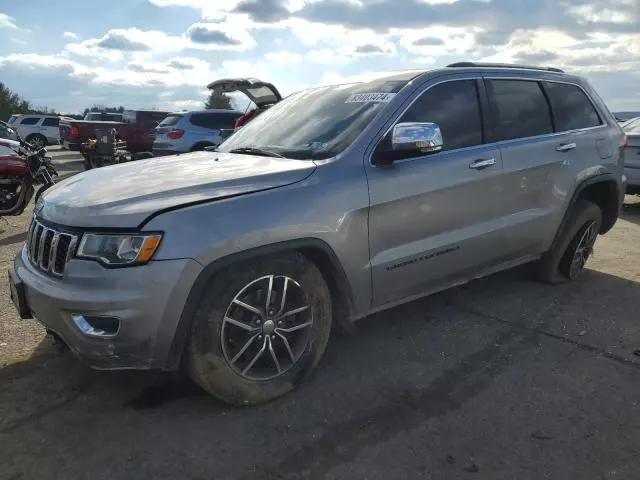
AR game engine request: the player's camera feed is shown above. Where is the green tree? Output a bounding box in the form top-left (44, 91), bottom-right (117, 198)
top-left (0, 82), bottom-right (30, 120)
top-left (205, 91), bottom-right (232, 110)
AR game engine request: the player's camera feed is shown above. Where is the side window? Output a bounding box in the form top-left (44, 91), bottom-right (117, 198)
top-left (190, 113), bottom-right (230, 129)
top-left (42, 117), bottom-right (59, 127)
top-left (488, 80), bottom-right (553, 141)
top-left (219, 114), bottom-right (240, 128)
top-left (543, 82), bottom-right (602, 131)
top-left (20, 117), bottom-right (40, 125)
top-left (399, 80), bottom-right (483, 151)
top-left (190, 114), bottom-right (212, 129)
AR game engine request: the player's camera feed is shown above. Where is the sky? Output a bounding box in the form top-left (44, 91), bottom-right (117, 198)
top-left (0, 0), bottom-right (638, 114)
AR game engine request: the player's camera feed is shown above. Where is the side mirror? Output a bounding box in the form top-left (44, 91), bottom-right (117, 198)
top-left (392, 122), bottom-right (443, 154)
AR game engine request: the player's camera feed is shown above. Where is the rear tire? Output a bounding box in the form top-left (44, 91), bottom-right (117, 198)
top-left (186, 252), bottom-right (332, 405)
top-left (537, 199), bottom-right (602, 283)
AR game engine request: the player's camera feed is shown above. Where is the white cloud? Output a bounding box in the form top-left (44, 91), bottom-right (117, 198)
top-left (264, 50), bottom-right (303, 64)
top-left (480, 28), bottom-right (640, 75)
top-left (307, 48), bottom-right (350, 64)
top-left (0, 13), bottom-right (18, 30)
top-left (66, 28), bottom-right (183, 61)
top-left (186, 22), bottom-right (256, 50)
top-left (396, 25), bottom-right (478, 55)
top-left (63, 31), bottom-right (79, 40)
top-left (0, 54), bottom-right (95, 78)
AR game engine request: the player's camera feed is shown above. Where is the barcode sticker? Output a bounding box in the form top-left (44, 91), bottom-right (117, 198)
top-left (345, 92), bottom-right (396, 103)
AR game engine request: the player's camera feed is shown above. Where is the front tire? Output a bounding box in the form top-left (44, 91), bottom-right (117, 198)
top-left (186, 253), bottom-right (332, 405)
top-left (537, 199), bottom-right (602, 283)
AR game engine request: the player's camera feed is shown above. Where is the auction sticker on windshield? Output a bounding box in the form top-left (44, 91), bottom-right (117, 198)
top-left (345, 92), bottom-right (396, 103)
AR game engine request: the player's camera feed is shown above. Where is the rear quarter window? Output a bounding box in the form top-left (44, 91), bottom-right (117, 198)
top-left (543, 82), bottom-right (602, 131)
top-left (158, 115), bottom-right (183, 127)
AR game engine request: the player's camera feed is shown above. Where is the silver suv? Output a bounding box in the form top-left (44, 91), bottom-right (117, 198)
top-left (9, 63), bottom-right (626, 405)
top-left (7, 114), bottom-right (60, 148)
top-left (152, 109), bottom-right (242, 156)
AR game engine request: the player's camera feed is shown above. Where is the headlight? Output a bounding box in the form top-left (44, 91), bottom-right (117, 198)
top-left (77, 233), bottom-right (162, 266)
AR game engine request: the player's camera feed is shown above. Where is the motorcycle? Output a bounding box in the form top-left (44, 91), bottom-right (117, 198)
top-left (0, 138), bottom-right (58, 216)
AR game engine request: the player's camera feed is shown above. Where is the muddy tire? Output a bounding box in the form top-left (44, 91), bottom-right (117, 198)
top-left (537, 199), bottom-right (602, 283)
top-left (186, 252), bottom-right (332, 405)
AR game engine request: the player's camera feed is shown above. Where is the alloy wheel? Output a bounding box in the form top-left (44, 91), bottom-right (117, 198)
top-left (569, 220), bottom-right (598, 279)
top-left (221, 275), bottom-right (313, 381)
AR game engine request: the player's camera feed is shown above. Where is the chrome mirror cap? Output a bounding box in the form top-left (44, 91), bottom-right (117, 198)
top-left (392, 122), bottom-right (443, 154)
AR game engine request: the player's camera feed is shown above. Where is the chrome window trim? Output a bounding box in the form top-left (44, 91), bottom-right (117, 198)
top-left (368, 74), bottom-right (608, 167)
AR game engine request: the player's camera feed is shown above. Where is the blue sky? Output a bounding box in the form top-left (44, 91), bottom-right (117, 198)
top-left (0, 0), bottom-right (638, 114)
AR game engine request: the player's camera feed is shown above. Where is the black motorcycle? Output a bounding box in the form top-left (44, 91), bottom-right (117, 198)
top-left (0, 138), bottom-right (58, 216)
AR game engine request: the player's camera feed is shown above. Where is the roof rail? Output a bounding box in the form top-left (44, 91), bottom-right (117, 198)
top-left (446, 62), bottom-right (564, 73)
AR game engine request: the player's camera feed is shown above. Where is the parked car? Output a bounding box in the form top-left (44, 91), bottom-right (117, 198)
top-left (6, 114), bottom-right (60, 148)
top-left (84, 112), bottom-right (124, 122)
top-left (10, 63), bottom-right (626, 405)
top-left (59, 109), bottom-right (170, 153)
top-left (152, 110), bottom-right (242, 156)
top-left (0, 120), bottom-right (18, 141)
top-left (622, 117), bottom-right (640, 195)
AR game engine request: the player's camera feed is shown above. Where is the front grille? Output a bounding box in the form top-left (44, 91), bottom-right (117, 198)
top-left (26, 218), bottom-right (79, 277)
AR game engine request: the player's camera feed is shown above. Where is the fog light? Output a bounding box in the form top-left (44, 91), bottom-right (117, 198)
top-left (72, 315), bottom-right (120, 338)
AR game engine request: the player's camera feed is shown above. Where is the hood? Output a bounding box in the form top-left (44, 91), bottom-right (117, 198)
top-left (39, 151), bottom-right (316, 228)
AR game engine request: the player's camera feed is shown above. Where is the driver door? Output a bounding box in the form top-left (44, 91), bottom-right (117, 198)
top-left (367, 77), bottom-right (505, 307)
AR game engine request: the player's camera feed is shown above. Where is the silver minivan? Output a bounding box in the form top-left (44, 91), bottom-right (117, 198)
top-left (152, 109), bottom-right (242, 156)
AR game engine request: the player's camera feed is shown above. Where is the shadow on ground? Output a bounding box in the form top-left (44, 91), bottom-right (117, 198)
top-left (2, 266), bottom-right (640, 479)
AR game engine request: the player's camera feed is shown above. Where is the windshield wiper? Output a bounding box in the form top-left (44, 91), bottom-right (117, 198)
top-left (228, 147), bottom-right (284, 158)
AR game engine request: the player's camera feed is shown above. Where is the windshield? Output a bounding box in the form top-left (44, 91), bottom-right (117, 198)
top-left (623, 118), bottom-right (640, 133)
top-left (218, 80), bottom-right (407, 160)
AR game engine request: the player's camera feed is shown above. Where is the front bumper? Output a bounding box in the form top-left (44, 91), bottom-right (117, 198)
top-left (12, 246), bottom-right (202, 370)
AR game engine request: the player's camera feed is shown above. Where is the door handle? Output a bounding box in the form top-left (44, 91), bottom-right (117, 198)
top-left (469, 158), bottom-right (496, 170)
top-left (556, 142), bottom-right (577, 152)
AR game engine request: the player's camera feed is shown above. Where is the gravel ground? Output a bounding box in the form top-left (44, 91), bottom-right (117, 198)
top-left (1, 148), bottom-right (640, 479)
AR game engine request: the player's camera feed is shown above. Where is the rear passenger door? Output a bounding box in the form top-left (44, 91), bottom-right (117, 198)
top-left (367, 77), bottom-right (504, 307)
top-left (40, 117), bottom-right (60, 143)
top-left (487, 77), bottom-right (606, 257)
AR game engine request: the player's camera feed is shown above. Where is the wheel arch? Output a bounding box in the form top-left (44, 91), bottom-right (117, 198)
top-left (552, 174), bottom-right (621, 251)
top-left (165, 238), bottom-right (356, 370)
